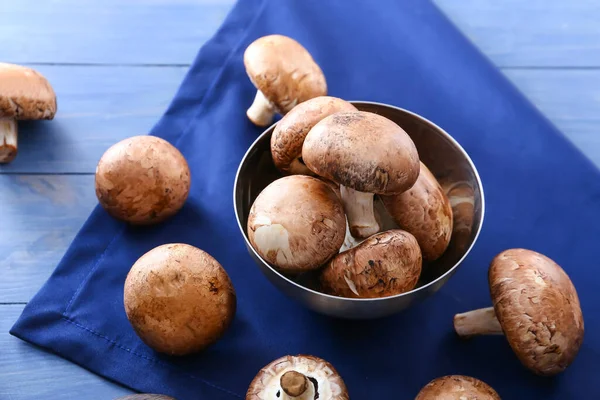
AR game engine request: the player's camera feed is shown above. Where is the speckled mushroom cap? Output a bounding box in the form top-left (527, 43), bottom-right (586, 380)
top-left (381, 161), bottom-right (453, 261)
top-left (302, 111), bottom-right (420, 194)
top-left (247, 175), bottom-right (346, 274)
top-left (489, 248), bottom-right (584, 376)
top-left (95, 135), bottom-right (191, 225)
top-left (124, 243), bottom-right (236, 356)
top-left (271, 96), bottom-right (357, 175)
top-left (244, 34), bottom-right (327, 114)
top-left (320, 229), bottom-right (422, 298)
top-left (415, 375), bottom-right (501, 400)
top-left (246, 355), bottom-right (349, 400)
top-left (0, 63), bottom-right (57, 120)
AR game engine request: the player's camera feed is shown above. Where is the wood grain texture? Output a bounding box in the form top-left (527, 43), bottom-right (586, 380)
top-left (0, 66), bottom-right (187, 174)
top-left (434, 0), bottom-right (600, 67)
top-left (0, 304), bottom-right (134, 399)
top-left (0, 175), bottom-right (97, 303)
top-left (0, 0), bottom-right (234, 65)
top-left (1, 67), bottom-right (598, 174)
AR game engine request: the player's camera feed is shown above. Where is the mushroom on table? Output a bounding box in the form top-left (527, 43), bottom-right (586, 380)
top-left (0, 62), bottom-right (57, 163)
top-left (271, 96), bottom-right (356, 176)
top-left (302, 111), bottom-right (420, 239)
top-left (320, 229), bottom-right (422, 298)
top-left (415, 375), bottom-right (501, 400)
top-left (124, 243), bottom-right (236, 356)
top-left (243, 34), bottom-right (327, 127)
top-left (453, 248), bottom-right (584, 376)
top-left (246, 355), bottom-right (349, 400)
top-left (381, 161), bottom-right (453, 261)
top-left (247, 175), bottom-right (346, 274)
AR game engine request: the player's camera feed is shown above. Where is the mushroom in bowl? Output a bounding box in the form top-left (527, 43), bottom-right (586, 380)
top-left (247, 175), bottom-right (346, 275)
top-left (453, 248), bottom-right (584, 376)
top-left (302, 110), bottom-right (420, 239)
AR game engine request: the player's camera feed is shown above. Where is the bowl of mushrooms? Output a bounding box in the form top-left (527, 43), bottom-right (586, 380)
top-left (234, 97), bottom-right (484, 319)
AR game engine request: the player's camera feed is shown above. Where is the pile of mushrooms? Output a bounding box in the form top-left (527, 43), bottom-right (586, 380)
top-left (247, 94), bottom-right (454, 299)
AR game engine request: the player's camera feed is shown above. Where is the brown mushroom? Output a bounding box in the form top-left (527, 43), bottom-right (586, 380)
top-left (320, 229), bottom-right (422, 298)
top-left (243, 34), bottom-right (327, 127)
top-left (381, 161), bottom-right (453, 261)
top-left (453, 248), bottom-right (584, 376)
top-left (95, 135), bottom-right (191, 224)
top-left (441, 181), bottom-right (475, 257)
top-left (247, 175), bottom-right (346, 274)
top-left (246, 354), bottom-right (349, 400)
top-left (124, 243), bottom-right (236, 355)
top-left (271, 96), bottom-right (356, 175)
top-left (302, 111), bottom-right (420, 239)
top-left (0, 63), bottom-right (57, 163)
top-left (415, 375), bottom-right (501, 400)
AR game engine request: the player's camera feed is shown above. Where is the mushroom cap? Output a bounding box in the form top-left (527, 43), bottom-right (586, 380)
top-left (381, 161), bottom-right (453, 261)
top-left (124, 243), bottom-right (236, 355)
top-left (302, 111), bottom-right (420, 194)
top-left (247, 175), bottom-right (346, 274)
top-left (243, 34), bottom-right (327, 114)
top-left (0, 63), bottom-right (57, 120)
top-left (415, 375), bottom-right (501, 400)
top-left (95, 135), bottom-right (191, 224)
top-left (271, 96), bottom-right (357, 175)
top-left (320, 229), bottom-right (422, 298)
top-left (246, 354), bottom-right (349, 400)
top-left (489, 248), bottom-right (584, 376)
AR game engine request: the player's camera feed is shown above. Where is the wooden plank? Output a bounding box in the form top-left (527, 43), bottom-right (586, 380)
top-left (0, 65), bottom-right (187, 174)
top-left (1, 67), bottom-right (599, 174)
top-left (433, 0), bottom-right (600, 67)
top-left (0, 304), bottom-right (134, 399)
top-left (2, 0), bottom-right (599, 67)
top-left (0, 0), bottom-right (234, 65)
top-left (503, 69), bottom-right (600, 167)
top-left (0, 175), bottom-right (96, 303)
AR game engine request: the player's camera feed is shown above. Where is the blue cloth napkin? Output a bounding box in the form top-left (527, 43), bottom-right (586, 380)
top-left (11, 0), bottom-right (600, 398)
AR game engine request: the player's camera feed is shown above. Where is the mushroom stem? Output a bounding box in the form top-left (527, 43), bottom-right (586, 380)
top-left (340, 185), bottom-right (380, 239)
top-left (280, 371), bottom-right (313, 399)
top-left (453, 306), bottom-right (504, 337)
top-left (0, 118), bottom-right (17, 163)
top-left (247, 90), bottom-right (276, 127)
top-left (339, 215), bottom-right (363, 253)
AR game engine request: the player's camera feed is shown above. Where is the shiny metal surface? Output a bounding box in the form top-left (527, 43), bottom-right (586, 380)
top-left (233, 101), bottom-right (485, 319)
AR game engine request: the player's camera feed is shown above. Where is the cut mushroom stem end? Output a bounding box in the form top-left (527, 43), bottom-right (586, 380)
top-left (340, 185), bottom-right (379, 239)
top-left (0, 118), bottom-right (17, 164)
top-left (280, 371), bottom-right (311, 398)
top-left (453, 306), bottom-right (504, 338)
top-left (247, 90), bottom-right (277, 127)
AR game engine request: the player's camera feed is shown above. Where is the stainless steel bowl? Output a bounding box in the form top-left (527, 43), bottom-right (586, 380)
top-left (234, 101), bottom-right (485, 319)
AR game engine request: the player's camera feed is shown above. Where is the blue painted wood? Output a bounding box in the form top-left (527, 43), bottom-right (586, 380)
top-left (2, 0), bottom-right (600, 399)
top-left (0, 66), bottom-right (187, 174)
top-left (434, 0), bottom-right (600, 67)
top-left (0, 0), bottom-right (234, 65)
top-left (0, 68), bottom-right (599, 174)
top-left (0, 304), bottom-right (135, 399)
top-left (0, 175), bottom-right (96, 303)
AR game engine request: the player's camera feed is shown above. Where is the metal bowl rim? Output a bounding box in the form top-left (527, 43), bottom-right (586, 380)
top-left (233, 100), bottom-right (486, 303)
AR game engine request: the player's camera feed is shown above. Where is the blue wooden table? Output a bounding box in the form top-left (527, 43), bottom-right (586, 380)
top-left (1, 0), bottom-right (599, 398)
